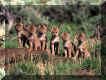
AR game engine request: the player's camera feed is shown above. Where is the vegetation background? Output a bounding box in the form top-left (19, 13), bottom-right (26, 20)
top-left (0, 0), bottom-right (106, 80)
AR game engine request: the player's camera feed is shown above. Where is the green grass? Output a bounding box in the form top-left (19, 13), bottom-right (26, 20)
top-left (5, 39), bottom-right (18, 48)
top-left (2, 21), bottom-right (101, 75)
top-left (8, 53), bottom-right (101, 75)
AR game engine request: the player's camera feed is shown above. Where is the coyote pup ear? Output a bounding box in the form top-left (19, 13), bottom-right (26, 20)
top-left (43, 25), bottom-right (47, 30)
top-left (61, 32), bottom-right (70, 40)
top-left (56, 27), bottom-right (59, 32)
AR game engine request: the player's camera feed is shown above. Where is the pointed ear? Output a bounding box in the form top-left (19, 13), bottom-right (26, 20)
top-left (43, 25), bottom-right (47, 30)
top-left (55, 27), bottom-right (59, 32)
top-left (33, 24), bottom-right (37, 27)
top-left (44, 24), bottom-right (48, 27)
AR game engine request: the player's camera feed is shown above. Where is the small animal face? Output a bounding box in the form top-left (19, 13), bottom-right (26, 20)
top-left (26, 25), bottom-right (37, 33)
top-left (79, 32), bottom-right (86, 41)
top-left (61, 32), bottom-right (70, 40)
top-left (15, 23), bottom-right (23, 31)
top-left (39, 25), bottom-right (47, 33)
top-left (51, 27), bottom-right (59, 36)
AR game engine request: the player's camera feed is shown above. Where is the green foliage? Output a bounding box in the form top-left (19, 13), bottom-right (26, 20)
top-left (41, 52), bottom-right (49, 64)
top-left (70, 64), bottom-right (81, 74)
top-left (8, 52), bottom-right (101, 75)
top-left (1, 43), bottom-right (5, 48)
top-left (81, 59), bottom-right (91, 70)
top-left (18, 61), bottom-right (27, 72)
top-left (4, 5), bottom-right (101, 76)
top-left (81, 58), bottom-right (100, 71)
top-left (44, 67), bottom-right (50, 75)
top-left (9, 61), bottom-right (40, 75)
top-left (5, 39), bottom-right (18, 48)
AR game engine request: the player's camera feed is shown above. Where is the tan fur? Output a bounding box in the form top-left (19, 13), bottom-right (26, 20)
top-left (16, 23), bottom-right (31, 48)
top-left (61, 32), bottom-right (73, 58)
top-left (25, 25), bottom-right (41, 52)
top-left (26, 25), bottom-right (37, 34)
top-left (38, 25), bottom-right (47, 50)
top-left (27, 25), bottom-right (40, 53)
top-left (50, 27), bottom-right (60, 56)
top-left (28, 33), bottom-right (41, 52)
top-left (15, 23), bottom-right (23, 31)
top-left (15, 23), bottom-right (23, 48)
top-left (74, 32), bottom-right (91, 60)
top-left (83, 48), bottom-right (91, 59)
top-left (5, 48), bottom-right (28, 62)
top-left (73, 33), bottom-right (79, 45)
top-left (16, 24), bottom-right (41, 54)
top-left (4, 48), bottom-right (28, 71)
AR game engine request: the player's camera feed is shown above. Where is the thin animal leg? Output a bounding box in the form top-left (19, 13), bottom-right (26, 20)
top-left (65, 49), bottom-right (67, 58)
top-left (42, 41), bottom-right (45, 50)
top-left (51, 44), bottom-right (55, 56)
top-left (69, 48), bottom-right (72, 58)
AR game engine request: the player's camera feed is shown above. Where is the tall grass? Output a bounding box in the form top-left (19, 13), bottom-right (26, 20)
top-left (3, 5), bottom-right (101, 75)
top-left (5, 21), bottom-right (101, 75)
top-left (8, 49), bottom-right (101, 75)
